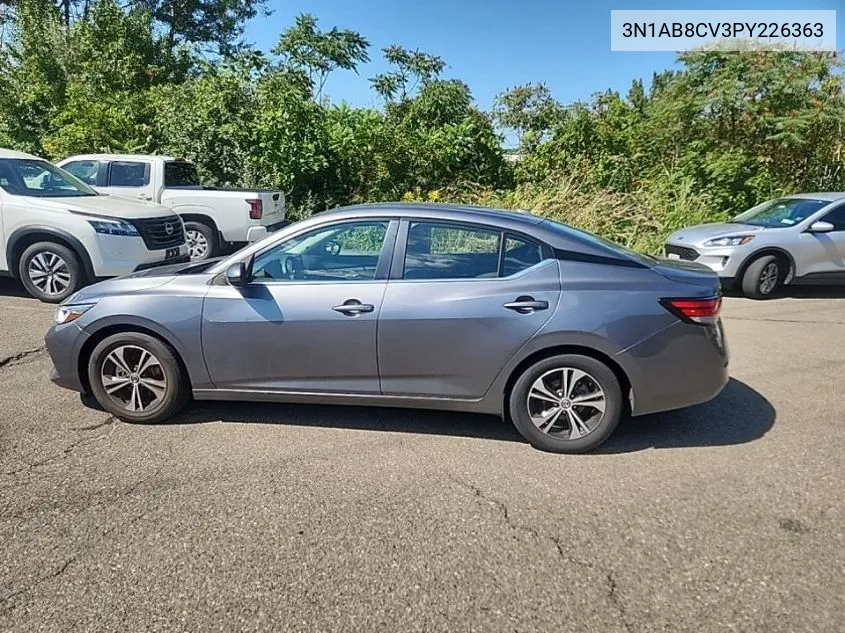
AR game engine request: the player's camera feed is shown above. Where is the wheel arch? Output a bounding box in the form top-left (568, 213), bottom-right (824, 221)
top-left (736, 247), bottom-right (796, 285)
top-left (502, 344), bottom-right (633, 419)
top-left (7, 226), bottom-right (95, 280)
top-left (77, 322), bottom-right (192, 394)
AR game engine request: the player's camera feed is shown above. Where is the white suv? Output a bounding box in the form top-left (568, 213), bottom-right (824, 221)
top-left (0, 149), bottom-right (188, 302)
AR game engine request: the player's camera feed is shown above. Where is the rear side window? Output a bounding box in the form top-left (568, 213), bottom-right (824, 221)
top-left (62, 160), bottom-right (101, 185)
top-left (503, 234), bottom-right (543, 276)
top-left (403, 222), bottom-right (501, 280)
top-left (108, 161), bottom-right (150, 187)
top-left (165, 161), bottom-right (200, 187)
top-left (821, 205), bottom-right (845, 231)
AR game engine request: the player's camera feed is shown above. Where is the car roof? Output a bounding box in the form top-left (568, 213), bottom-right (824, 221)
top-left (0, 148), bottom-right (43, 160)
top-left (783, 192), bottom-right (845, 202)
top-left (58, 153), bottom-right (178, 162)
top-left (317, 202), bottom-right (545, 228)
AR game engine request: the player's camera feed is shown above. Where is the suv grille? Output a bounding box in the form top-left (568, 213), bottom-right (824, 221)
top-left (665, 244), bottom-right (699, 261)
top-left (129, 216), bottom-right (185, 250)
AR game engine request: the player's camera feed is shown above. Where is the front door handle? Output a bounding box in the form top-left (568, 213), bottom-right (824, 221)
top-left (332, 300), bottom-right (374, 315)
top-left (504, 296), bottom-right (549, 314)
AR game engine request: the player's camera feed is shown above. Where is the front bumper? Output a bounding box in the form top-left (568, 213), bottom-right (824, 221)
top-left (82, 232), bottom-right (188, 277)
top-left (664, 242), bottom-right (747, 278)
top-left (45, 322), bottom-right (90, 393)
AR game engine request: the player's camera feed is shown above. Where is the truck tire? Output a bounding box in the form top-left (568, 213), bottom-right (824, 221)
top-left (184, 221), bottom-right (218, 261)
top-left (741, 254), bottom-right (782, 300)
top-left (18, 241), bottom-right (84, 303)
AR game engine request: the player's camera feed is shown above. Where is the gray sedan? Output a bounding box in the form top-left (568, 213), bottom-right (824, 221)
top-left (665, 193), bottom-right (845, 299)
top-left (45, 203), bottom-right (728, 453)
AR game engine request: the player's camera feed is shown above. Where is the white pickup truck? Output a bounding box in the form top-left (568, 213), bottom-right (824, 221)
top-left (57, 154), bottom-right (286, 261)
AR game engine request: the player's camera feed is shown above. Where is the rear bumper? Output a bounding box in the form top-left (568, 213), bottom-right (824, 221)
top-left (245, 220), bottom-right (289, 243)
top-left (623, 319), bottom-right (729, 416)
top-left (45, 322), bottom-right (89, 393)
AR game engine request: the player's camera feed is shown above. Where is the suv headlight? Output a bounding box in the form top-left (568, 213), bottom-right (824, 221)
top-left (703, 235), bottom-right (754, 247)
top-left (55, 303), bottom-right (97, 324)
top-left (88, 219), bottom-right (139, 236)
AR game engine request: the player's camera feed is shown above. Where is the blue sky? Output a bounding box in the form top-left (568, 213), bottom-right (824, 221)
top-left (244, 0), bottom-right (843, 112)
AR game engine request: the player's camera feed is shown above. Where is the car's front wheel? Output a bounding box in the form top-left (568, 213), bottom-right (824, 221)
top-left (741, 254), bottom-right (783, 299)
top-left (509, 354), bottom-right (623, 453)
top-left (87, 332), bottom-right (190, 423)
top-left (18, 241), bottom-right (84, 303)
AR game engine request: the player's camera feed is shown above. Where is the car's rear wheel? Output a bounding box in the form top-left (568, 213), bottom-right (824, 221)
top-left (18, 241), bottom-right (84, 303)
top-left (87, 332), bottom-right (189, 423)
top-left (184, 221), bottom-right (218, 261)
top-left (509, 354), bottom-right (623, 453)
top-left (741, 254), bottom-right (782, 299)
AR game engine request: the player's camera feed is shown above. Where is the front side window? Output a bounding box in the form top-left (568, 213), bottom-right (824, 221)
top-left (62, 160), bottom-right (101, 185)
top-left (252, 221), bottom-right (389, 282)
top-left (0, 159), bottom-right (97, 197)
top-left (403, 222), bottom-right (501, 280)
top-left (108, 161), bottom-right (150, 187)
top-left (821, 205), bottom-right (845, 231)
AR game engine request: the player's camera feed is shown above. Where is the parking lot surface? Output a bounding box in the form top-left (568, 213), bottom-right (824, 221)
top-left (1, 279), bottom-right (843, 632)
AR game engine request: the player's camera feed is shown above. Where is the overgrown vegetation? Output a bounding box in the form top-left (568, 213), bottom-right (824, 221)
top-left (1, 0), bottom-right (844, 252)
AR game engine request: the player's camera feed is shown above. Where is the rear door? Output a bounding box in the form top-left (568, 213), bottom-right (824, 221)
top-left (102, 160), bottom-right (156, 202)
top-left (377, 220), bottom-right (561, 398)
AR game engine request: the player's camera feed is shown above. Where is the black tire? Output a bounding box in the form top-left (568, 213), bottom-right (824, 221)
top-left (18, 241), bottom-right (84, 303)
top-left (508, 354), bottom-right (623, 454)
top-left (741, 254), bottom-right (782, 300)
top-left (87, 332), bottom-right (190, 424)
top-left (184, 221), bottom-right (218, 261)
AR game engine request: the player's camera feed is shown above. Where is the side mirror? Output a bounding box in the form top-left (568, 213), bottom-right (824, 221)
top-left (808, 221), bottom-right (834, 234)
top-left (226, 262), bottom-right (248, 287)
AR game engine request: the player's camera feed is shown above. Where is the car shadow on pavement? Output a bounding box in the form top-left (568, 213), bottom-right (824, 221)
top-left (106, 377), bottom-right (773, 452)
top-left (598, 378), bottom-right (774, 453)
top-left (0, 277), bottom-right (31, 298)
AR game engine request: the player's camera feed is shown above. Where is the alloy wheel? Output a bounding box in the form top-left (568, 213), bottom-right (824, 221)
top-left (28, 251), bottom-right (71, 297)
top-left (759, 262), bottom-right (779, 295)
top-left (186, 229), bottom-right (208, 260)
top-left (100, 345), bottom-right (168, 413)
top-left (526, 367), bottom-right (607, 440)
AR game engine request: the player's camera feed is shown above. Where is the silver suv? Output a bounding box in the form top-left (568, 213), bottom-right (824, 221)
top-left (665, 193), bottom-right (845, 299)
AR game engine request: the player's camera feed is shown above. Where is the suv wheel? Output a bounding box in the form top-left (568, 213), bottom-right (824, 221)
top-left (741, 255), bottom-right (782, 299)
top-left (18, 241), bottom-right (84, 303)
top-left (184, 221), bottom-right (218, 261)
top-left (87, 332), bottom-right (190, 423)
top-left (509, 354), bottom-right (623, 453)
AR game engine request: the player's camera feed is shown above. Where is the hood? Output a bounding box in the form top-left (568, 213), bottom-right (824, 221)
top-left (667, 222), bottom-right (766, 245)
top-left (32, 194), bottom-right (172, 219)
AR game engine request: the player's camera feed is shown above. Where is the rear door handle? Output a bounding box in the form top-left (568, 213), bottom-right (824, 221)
top-left (504, 297), bottom-right (549, 313)
top-left (332, 300), bottom-right (374, 315)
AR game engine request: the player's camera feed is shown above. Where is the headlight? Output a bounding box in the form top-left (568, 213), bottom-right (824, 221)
top-left (703, 235), bottom-right (755, 247)
top-left (88, 219), bottom-right (139, 236)
top-left (55, 303), bottom-right (97, 324)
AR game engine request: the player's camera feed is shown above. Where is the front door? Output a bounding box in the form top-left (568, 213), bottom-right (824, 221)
top-left (798, 205), bottom-right (845, 279)
top-left (378, 220), bottom-right (561, 399)
top-left (201, 219), bottom-right (396, 393)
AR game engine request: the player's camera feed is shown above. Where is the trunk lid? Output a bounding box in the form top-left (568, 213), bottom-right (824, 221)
top-left (653, 258), bottom-right (721, 293)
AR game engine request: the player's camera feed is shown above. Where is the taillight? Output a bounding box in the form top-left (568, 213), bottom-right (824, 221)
top-left (660, 296), bottom-right (722, 325)
top-left (247, 199), bottom-right (263, 219)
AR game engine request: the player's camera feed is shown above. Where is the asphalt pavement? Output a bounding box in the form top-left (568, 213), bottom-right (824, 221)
top-left (0, 278), bottom-right (843, 632)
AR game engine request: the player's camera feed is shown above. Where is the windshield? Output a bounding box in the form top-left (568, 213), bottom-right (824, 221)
top-left (541, 218), bottom-right (657, 266)
top-left (0, 159), bottom-right (97, 197)
top-left (733, 198), bottom-right (828, 228)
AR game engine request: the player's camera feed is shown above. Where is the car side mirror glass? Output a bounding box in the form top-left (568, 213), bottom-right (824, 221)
top-left (226, 262), bottom-right (249, 287)
top-left (808, 221), bottom-right (834, 233)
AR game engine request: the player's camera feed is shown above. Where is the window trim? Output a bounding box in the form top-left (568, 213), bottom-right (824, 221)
top-left (246, 218), bottom-right (399, 285)
top-left (106, 160), bottom-right (151, 188)
top-left (391, 218), bottom-right (552, 282)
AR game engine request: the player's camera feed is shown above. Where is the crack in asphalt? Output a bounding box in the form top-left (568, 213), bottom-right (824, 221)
top-left (723, 316), bottom-right (845, 325)
top-left (455, 478), bottom-right (634, 633)
top-left (0, 346), bottom-right (46, 370)
top-left (0, 428), bottom-right (195, 615)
